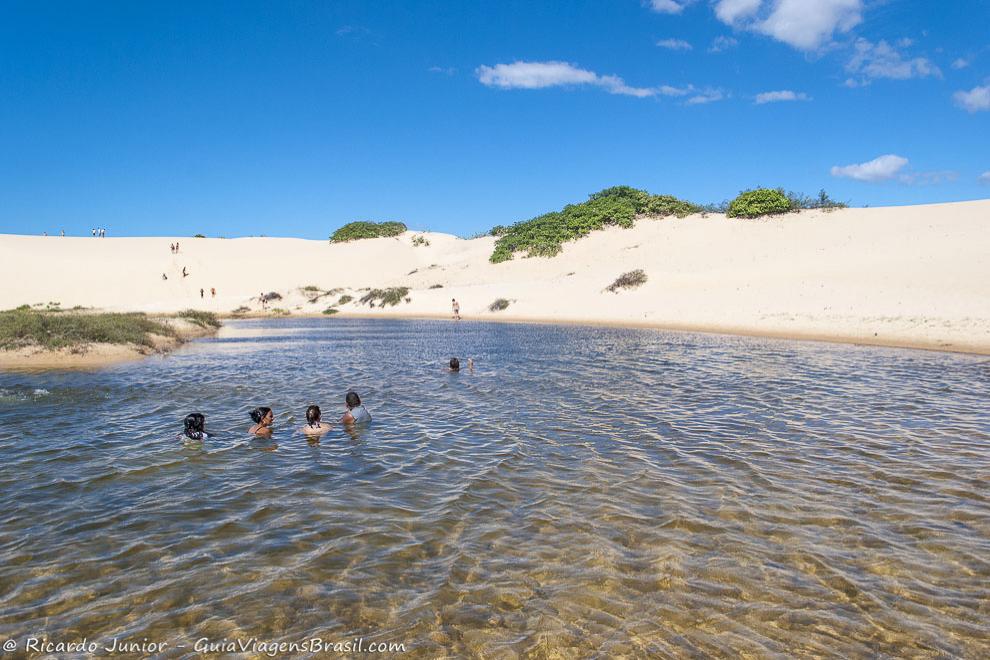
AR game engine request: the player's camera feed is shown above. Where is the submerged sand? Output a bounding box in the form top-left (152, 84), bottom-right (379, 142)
top-left (1, 200), bottom-right (988, 356)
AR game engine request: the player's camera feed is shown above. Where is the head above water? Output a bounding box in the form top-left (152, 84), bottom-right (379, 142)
top-left (345, 391), bottom-right (361, 409)
top-left (250, 406), bottom-right (273, 425)
top-left (449, 357), bottom-right (460, 371)
top-left (306, 405), bottom-right (321, 426)
top-left (183, 413), bottom-right (206, 437)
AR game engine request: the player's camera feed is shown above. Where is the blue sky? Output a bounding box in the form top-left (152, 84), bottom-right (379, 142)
top-left (1, 0), bottom-right (988, 238)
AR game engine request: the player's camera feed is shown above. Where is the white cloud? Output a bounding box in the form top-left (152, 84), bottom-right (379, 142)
top-left (845, 39), bottom-right (941, 85)
top-left (755, 90), bottom-right (810, 104)
top-left (428, 66), bottom-right (456, 76)
top-left (953, 85), bottom-right (990, 112)
top-left (979, 171), bottom-right (990, 184)
top-left (714, 0), bottom-right (862, 51)
top-left (476, 61), bottom-right (695, 100)
top-left (951, 58), bottom-right (970, 70)
top-left (686, 90), bottom-right (725, 105)
top-left (657, 38), bottom-right (693, 50)
top-left (714, 0), bottom-right (761, 24)
top-left (708, 35), bottom-right (739, 53)
top-left (649, 0), bottom-right (693, 13)
top-left (830, 154), bottom-right (908, 182)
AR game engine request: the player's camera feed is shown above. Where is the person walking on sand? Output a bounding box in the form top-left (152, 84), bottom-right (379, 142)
top-left (60, 230), bottom-right (64, 237)
top-left (182, 267), bottom-right (188, 278)
top-left (162, 273), bottom-right (168, 281)
top-left (200, 288), bottom-right (204, 298)
top-left (91, 228), bottom-right (96, 237)
top-left (451, 298), bottom-right (460, 321)
top-left (175, 241), bottom-right (180, 253)
top-left (211, 287), bottom-right (216, 298)
top-left (170, 243), bottom-right (174, 254)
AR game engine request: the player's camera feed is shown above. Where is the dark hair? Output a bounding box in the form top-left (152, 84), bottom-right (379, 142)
top-left (306, 405), bottom-right (321, 426)
top-left (183, 413), bottom-right (206, 439)
top-left (250, 406), bottom-right (272, 424)
top-left (345, 391), bottom-right (361, 408)
top-left (449, 357), bottom-right (460, 370)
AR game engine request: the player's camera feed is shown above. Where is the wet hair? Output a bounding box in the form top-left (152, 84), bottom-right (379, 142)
top-left (449, 357), bottom-right (460, 371)
top-left (183, 413), bottom-right (206, 439)
top-left (250, 406), bottom-right (272, 424)
top-left (345, 391), bottom-right (361, 409)
top-left (306, 405), bottom-right (321, 427)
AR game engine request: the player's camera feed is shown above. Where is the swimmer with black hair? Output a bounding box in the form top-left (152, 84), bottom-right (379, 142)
top-left (301, 405), bottom-right (332, 436)
top-left (448, 357), bottom-right (474, 372)
top-left (249, 406), bottom-right (274, 436)
top-left (181, 412), bottom-right (211, 441)
top-left (341, 391), bottom-right (372, 425)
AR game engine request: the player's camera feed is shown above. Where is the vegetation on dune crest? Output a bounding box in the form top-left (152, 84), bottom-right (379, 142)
top-left (489, 298), bottom-right (510, 312)
top-left (0, 309), bottom-right (175, 351)
top-left (177, 310), bottom-right (221, 329)
top-left (489, 186), bottom-right (699, 264)
top-left (330, 221), bottom-right (407, 243)
top-left (727, 188), bottom-right (847, 218)
top-left (606, 269), bottom-right (648, 293)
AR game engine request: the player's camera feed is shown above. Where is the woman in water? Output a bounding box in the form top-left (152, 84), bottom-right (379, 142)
top-left (301, 405), bottom-right (332, 436)
top-left (448, 357), bottom-right (474, 372)
top-left (249, 406), bottom-right (274, 436)
top-left (181, 412), bottom-right (210, 440)
top-left (341, 391), bottom-right (371, 425)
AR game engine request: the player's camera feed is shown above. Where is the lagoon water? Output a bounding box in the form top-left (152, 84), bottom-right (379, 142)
top-left (0, 319), bottom-right (988, 657)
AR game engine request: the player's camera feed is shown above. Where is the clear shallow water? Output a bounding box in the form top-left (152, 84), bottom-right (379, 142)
top-left (0, 319), bottom-right (988, 658)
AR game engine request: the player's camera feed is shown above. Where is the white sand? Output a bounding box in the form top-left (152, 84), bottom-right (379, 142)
top-left (2, 201), bottom-right (988, 354)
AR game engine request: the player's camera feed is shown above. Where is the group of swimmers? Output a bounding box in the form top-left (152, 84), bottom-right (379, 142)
top-left (180, 358), bottom-right (472, 441)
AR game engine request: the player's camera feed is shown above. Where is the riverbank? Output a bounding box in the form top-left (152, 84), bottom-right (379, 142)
top-left (1, 200), bottom-right (988, 357)
top-left (0, 312), bottom-right (219, 370)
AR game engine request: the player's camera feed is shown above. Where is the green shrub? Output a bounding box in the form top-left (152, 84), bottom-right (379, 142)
top-left (785, 189), bottom-right (848, 211)
top-left (194, 234), bottom-right (206, 238)
top-left (322, 307), bottom-right (339, 315)
top-left (231, 306), bottom-right (251, 315)
top-left (489, 298), bottom-right (510, 312)
top-left (0, 309), bottom-right (175, 350)
top-left (411, 234), bottom-right (430, 247)
top-left (177, 309), bottom-right (221, 328)
top-left (727, 188), bottom-right (794, 218)
top-left (301, 285), bottom-right (320, 292)
top-left (337, 294), bottom-right (353, 305)
top-left (429, 284), bottom-right (443, 289)
top-left (270, 308), bottom-right (290, 316)
top-left (490, 186), bottom-right (698, 263)
top-left (358, 287), bottom-right (410, 307)
top-left (605, 269), bottom-right (648, 293)
top-left (330, 221), bottom-right (407, 243)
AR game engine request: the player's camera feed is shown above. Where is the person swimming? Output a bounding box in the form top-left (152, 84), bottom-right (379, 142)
top-left (301, 405), bottom-right (332, 436)
top-left (181, 412), bottom-right (210, 440)
top-left (341, 391), bottom-right (371, 425)
top-left (448, 357), bottom-right (474, 372)
top-left (249, 406), bottom-right (274, 436)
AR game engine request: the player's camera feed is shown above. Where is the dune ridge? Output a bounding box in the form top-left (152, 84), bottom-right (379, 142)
top-left (2, 200), bottom-right (988, 356)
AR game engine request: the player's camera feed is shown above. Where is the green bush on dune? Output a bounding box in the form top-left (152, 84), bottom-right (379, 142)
top-left (489, 186), bottom-right (699, 264)
top-left (359, 288), bottom-right (410, 307)
top-left (177, 309), bottom-right (221, 329)
top-left (726, 188), bottom-right (794, 218)
top-left (330, 221), bottom-right (407, 243)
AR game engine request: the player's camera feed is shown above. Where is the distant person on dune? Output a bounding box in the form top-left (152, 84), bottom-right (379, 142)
top-left (301, 405), bottom-right (332, 436)
top-left (211, 287), bottom-right (216, 298)
top-left (170, 243), bottom-right (175, 253)
top-left (182, 267), bottom-right (188, 277)
top-left (162, 273), bottom-right (167, 281)
top-left (249, 407), bottom-right (274, 436)
top-left (341, 391), bottom-right (371, 425)
top-left (200, 288), bottom-right (204, 298)
top-left (175, 241), bottom-right (180, 253)
top-left (451, 298), bottom-right (460, 320)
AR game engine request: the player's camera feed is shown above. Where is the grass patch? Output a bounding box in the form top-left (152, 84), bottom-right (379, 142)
top-left (412, 234), bottom-right (430, 247)
top-left (301, 285), bottom-right (321, 292)
top-left (322, 307), bottom-right (339, 315)
top-left (330, 221), bottom-right (407, 243)
top-left (489, 298), bottom-right (510, 312)
top-left (270, 308), bottom-right (290, 316)
top-left (231, 306), bottom-right (251, 316)
top-left (337, 294), bottom-right (354, 305)
top-left (605, 269), bottom-right (647, 293)
top-left (359, 287), bottom-right (410, 308)
top-left (429, 284), bottom-right (443, 289)
top-left (176, 309), bottom-right (221, 329)
top-left (490, 186), bottom-right (698, 263)
top-left (0, 308), bottom-right (175, 351)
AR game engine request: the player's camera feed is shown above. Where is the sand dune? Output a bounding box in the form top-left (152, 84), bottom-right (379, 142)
top-left (2, 200), bottom-right (988, 354)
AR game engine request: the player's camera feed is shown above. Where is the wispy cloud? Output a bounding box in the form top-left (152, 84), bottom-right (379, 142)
top-left (755, 90), bottom-right (811, 104)
top-left (476, 61), bottom-right (705, 101)
top-left (648, 0), bottom-right (695, 14)
top-left (713, 0), bottom-right (862, 51)
top-left (428, 66), bottom-right (457, 76)
top-left (844, 39), bottom-right (941, 86)
top-left (686, 90), bottom-right (726, 105)
top-left (951, 58), bottom-right (970, 70)
top-left (831, 154), bottom-right (908, 182)
top-left (708, 35), bottom-right (739, 53)
top-left (979, 171), bottom-right (990, 184)
top-left (953, 84), bottom-right (990, 112)
top-left (656, 38), bottom-right (693, 51)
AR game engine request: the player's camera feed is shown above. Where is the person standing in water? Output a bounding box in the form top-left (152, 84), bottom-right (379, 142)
top-left (301, 405), bottom-right (332, 436)
top-left (249, 407), bottom-right (274, 436)
top-left (451, 298), bottom-right (460, 321)
top-left (449, 357), bottom-right (474, 372)
top-left (341, 391), bottom-right (371, 425)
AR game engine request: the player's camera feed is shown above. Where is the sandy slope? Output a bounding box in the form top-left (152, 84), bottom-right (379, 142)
top-left (2, 201), bottom-right (988, 354)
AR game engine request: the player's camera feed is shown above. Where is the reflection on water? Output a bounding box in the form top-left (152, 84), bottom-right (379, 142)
top-left (0, 319), bottom-right (988, 657)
